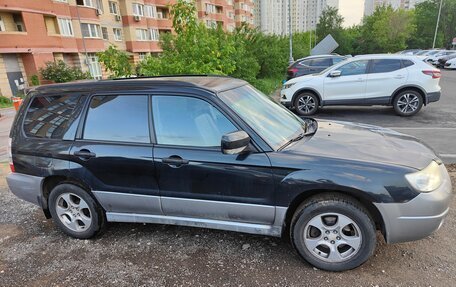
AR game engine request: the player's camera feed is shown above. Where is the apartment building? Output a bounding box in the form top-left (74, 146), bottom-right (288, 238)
top-left (0, 0), bottom-right (253, 98)
top-left (256, 0), bottom-right (338, 35)
top-left (364, 0), bottom-right (424, 16)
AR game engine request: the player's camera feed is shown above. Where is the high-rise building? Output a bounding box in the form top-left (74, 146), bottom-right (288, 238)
top-left (0, 0), bottom-right (254, 98)
top-left (364, 0), bottom-right (423, 16)
top-left (255, 0), bottom-right (339, 35)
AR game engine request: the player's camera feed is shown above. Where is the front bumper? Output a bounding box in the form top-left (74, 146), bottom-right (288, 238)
top-left (374, 164), bottom-right (453, 244)
top-left (6, 173), bottom-right (44, 207)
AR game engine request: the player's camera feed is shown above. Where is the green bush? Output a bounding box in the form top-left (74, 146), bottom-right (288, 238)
top-left (30, 75), bottom-right (40, 86)
top-left (0, 95), bottom-right (12, 108)
top-left (40, 60), bottom-right (91, 83)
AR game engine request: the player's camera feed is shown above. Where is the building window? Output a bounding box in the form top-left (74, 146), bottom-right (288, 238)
top-left (76, 0), bottom-right (96, 8)
top-left (101, 26), bottom-right (108, 40)
top-left (145, 5), bottom-right (157, 18)
top-left (81, 23), bottom-right (101, 38)
top-left (0, 16), bottom-right (5, 31)
top-left (58, 18), bottom-right (74, 36)
top-left (149, 28), bottom-right (159, 41)
top-left (109, 1), bottom-right (119, 14)
top-left (206, 4), bottom-right (216, 14)
top-left (113, 28), bottom-right (122, 41)
top-left (87, 53), bottom-right (102, 79)
top-left (135, 28), bottom-right (150, 41)
top-left (55, 0), bottom-right (68, 3)
top-left (132, 3), bottom-right (144, 16)
top-left (206, 20), bottom-right (216, 28)
top-left (138, 52), bottom-right (148, 61)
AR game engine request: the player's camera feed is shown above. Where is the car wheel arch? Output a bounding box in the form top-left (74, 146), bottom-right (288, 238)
top-left (41, 176), bottom-right (98, 218)
top-left (391, 85), bottom-right (427, 106)
top-left (292, 88), bottom-right (323, 107)
top-left (281, 189), bottom-right (386, 242)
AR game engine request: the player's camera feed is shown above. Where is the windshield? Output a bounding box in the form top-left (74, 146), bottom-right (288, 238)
top-left (219, 85), bottom-right (307, 150)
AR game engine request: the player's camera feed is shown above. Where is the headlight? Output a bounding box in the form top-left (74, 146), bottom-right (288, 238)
top-left (405, 161), bottom-right (443, 192)
top-left (282, 83), bottom-right (295, 89)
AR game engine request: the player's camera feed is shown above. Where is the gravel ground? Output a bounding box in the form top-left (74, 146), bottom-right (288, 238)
top-left (0, 163), bottom-right (455, 287)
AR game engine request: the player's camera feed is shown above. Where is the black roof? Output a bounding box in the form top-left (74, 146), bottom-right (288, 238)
top-left (33, 75), bottom-right (248, 94)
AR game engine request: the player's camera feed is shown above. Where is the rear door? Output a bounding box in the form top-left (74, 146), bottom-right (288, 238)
top-left (69, 94), bottom-right (160, 215)
top-left (365, 59), bottom-right (408, 103)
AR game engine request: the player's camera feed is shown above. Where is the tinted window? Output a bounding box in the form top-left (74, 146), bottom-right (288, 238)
top-left (152, 96), bottom-right (237, 147)
top-left (371, 59), bottom-right (402, 73)
top-left (310, 58), bottom-right (332, 67)
top-left (332, 57), bottom-right (345, 64)
top-left (298, 59), bottom-right (312, 66)
top-left (337, 60), bottom-right (369, 76)
top-left (24, 95), bottom-right (82, 139)
top-left (83, 95), bottom-right (149, 143)
top-left (402, 60), bottom-right (414, 67)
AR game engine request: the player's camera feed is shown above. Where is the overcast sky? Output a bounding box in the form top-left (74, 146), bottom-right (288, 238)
top-left (339, 0), bottom-right (365, 27)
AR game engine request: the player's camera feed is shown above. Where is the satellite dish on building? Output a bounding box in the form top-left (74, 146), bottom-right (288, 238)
top-left (311, 34), bottom-right (339, 55)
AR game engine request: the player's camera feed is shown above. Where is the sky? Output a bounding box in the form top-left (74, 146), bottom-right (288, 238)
top-left (339, 0), bottom-right (365, 27)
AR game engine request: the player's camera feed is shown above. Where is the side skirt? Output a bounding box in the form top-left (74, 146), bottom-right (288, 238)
top-left (106, 211), bottom-right (285, 237)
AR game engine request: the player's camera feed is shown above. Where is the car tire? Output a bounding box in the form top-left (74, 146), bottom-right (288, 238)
top-left (294, 92), bottom-right (319, 116)
top-left (290, 193), bottom-right (376, 272)
top-left (393, 90), bottom-right (423, 117)
top-left (49, 183), bottom-right (106, 239)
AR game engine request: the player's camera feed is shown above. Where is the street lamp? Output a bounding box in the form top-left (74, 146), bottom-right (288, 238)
top-left (288, 0), bottom-right (294, 65)
top-left (432, 0), bottom-right (443, 49)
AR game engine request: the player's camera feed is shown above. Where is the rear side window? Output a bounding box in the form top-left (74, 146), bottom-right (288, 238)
top-left (332, 57), bottom-right (345, 64)
top-left (402, 60), bottom-right (415, 67)
top-left (370, 59), bottom-right (402, 73)
top-left (298, 59), bottom-right (312, 66)
top-left (83, 95), bottom-right (150, 143)
top-left (24, 95), bottom-right (82, 139)
top-left (310, 58), bottom-right (332, 66)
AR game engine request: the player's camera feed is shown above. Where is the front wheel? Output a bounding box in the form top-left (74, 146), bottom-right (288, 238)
top-left (294, 93), bottom-right (319, 116)
top-left (393, 90), bottom-right (423, 116)
top-left (290, 194), bottom-right (377, 271)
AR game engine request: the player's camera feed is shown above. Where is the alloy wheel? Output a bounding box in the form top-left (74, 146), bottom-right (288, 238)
top-left (55, 192), bottom-right (92, 232)
top-left (297, 95), bottom-right (316, 114)
top-left (397, 93), bottom-right (419, 114)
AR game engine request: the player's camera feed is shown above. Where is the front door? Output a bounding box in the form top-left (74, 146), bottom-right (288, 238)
top-left (323, 59), bottom-right (370, 103)
top-left (151, 95), bottom-right (275, 225)
top-left (69, 94), bottom-right (160, 214)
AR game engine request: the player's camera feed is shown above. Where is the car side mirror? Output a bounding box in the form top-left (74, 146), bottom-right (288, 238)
top-left (329, 70), bottom-right (341, 77)
top-left (221, 131), bottom-right (250, 155)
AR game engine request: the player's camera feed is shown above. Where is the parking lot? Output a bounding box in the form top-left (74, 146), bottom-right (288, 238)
top-left (0, 70), bottom-right (455, 286)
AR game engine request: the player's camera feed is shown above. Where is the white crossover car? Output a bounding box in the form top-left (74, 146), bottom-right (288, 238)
top-left (444, 57), bottom-right (456, 69)
top-left (280, 54), bottom-right (442, 116)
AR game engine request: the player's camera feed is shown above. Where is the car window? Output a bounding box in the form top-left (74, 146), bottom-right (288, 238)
top-left (83, 95), bottom-right (150, 143)
top-left (24, 95), bottom-right (83, 139)
top-left (370, 59), bottom-right (403, 73)
top-left (152, 96), bottom-right (237, 147)
top-left (337, 60), bottom-right (369, 76)
top-left (310, 58), bottom-right (332, 66)
top-left (402, 60), bottom-right (414, 68)
top-left (332, 57), bottom-right (345, 64)
top-left (298, 59), bottom-right (312, 66)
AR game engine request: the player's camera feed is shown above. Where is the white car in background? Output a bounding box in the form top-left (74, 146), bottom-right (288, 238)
top-left (280, 54), bottom-right (442, 116)
top-left (444, 57), bottom-right (456, 69)
top-left (425, 50), bottom-right (456, 65)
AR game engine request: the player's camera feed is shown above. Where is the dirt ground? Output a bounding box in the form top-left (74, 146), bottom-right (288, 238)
top-left (0, 163), bottom-right (455, 287)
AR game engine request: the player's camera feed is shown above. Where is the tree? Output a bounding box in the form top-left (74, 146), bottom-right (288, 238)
top-left (316, 7), bottom-right (344, 43)
top-left (97, 45), bottom-right (133, 78)
top-left (40, 60), bottom-right (90, 83)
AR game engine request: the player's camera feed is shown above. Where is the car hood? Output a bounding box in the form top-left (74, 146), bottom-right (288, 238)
top-left (284, 120), bottom-right (437, 170)
top-left (286, 74), bottom-right (319, 84)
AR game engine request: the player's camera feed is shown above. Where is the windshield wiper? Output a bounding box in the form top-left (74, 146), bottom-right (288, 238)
top-left (278, 131), bottom-right (306, 151)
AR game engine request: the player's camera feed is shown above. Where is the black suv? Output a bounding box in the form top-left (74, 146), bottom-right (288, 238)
top-left (7, 76), bottom-right (452, 271)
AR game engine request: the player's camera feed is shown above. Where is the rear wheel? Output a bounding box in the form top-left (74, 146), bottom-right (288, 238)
top-left (49, 183), bottom-right (105, 239)
top-left (393, 90), bottom-right (423, 116)
top-left (294, 92), bottom-right (319, 116)
top-left (290, 194), bottom-right (376, 271)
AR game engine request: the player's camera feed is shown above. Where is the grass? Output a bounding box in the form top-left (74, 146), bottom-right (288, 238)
top-left (250, 77), bottom-right (284, 97)
top-left (0, 96), bottom-right (13, 108)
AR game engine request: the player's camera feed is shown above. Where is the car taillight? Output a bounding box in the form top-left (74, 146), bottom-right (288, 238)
top-left (288, 68), bottom-right (298, 75)
top-left (8, 138), bottom-right (14, 173)
top-left (422, 70), bottom-right (441, 79)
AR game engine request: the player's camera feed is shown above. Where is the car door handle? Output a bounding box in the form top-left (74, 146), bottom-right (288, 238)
top-left (394, 75), bottom-right (405, 79)
top-left (162, 156), bottom-right (189, 167)
top-left (73, 149), bottom-right (96, 160)
top-left (355, 78), bottom-right (365, 82)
